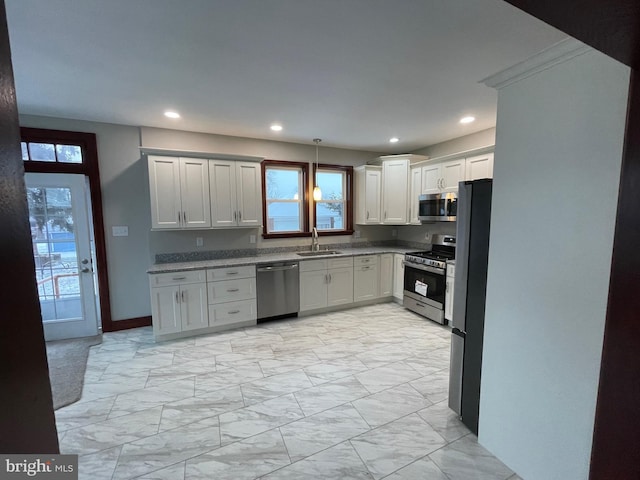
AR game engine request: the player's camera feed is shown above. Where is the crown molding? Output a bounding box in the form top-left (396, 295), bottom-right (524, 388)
top-left (481, 38), bottom-right (591, 90)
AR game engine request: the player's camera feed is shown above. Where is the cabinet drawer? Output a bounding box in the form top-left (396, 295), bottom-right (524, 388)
top-left (299, 259), bottom-right (329, 272)
top-left (207, 265), bottom-right (255, 281)
top-left (150, 270), bottom-right (206, 287)
top-left (328, 256), bottom-right (353, 269)
top-left (354, 255), bottom-right (378, 266)
top-left (208, 277), bottom-right (256, 304)
top-left (209, 299), bottom-right (256, 327)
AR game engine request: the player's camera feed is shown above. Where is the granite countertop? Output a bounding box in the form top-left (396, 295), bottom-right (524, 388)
top-left (148, 247), bottom-right (416, 274)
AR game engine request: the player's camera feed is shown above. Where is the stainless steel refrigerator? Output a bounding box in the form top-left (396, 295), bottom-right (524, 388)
top-left (448, 178), bottom-right (492, 435)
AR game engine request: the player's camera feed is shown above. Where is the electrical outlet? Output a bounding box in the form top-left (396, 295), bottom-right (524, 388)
top-left (353, 230), bottom-right (361, 238)
top-left (392, 229), bottom-right (397, 237)
top-left (196, 237), bottom-right (204, 247)
top-left (425, 232), bottom-right (431, 241)
top-left (249, 235), bottom-right (256, 244)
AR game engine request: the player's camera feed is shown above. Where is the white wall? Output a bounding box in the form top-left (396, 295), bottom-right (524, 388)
top-left (412, 127), bottom-right (495, 159)
top-left (479, 49), bottom-right (629, 479)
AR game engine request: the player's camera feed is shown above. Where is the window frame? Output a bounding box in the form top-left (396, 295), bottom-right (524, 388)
top-left (313, 163), bottom-right (354, 236)
top-left (261, 159), bottom-right (310, 238)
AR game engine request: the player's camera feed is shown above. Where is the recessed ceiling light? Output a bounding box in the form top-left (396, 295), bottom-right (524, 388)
top-left (460, 116), bottom-right (475, 124)
top-left (270, 124), bottom-right (283, 132)
top-left (164, 111), bottom-right (180, 119)
top-left (389, 137), bottom-right (399, 143)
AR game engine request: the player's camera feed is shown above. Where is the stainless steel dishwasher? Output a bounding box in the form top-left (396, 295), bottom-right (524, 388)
top-left (256, 262), bottom-right (299, 320)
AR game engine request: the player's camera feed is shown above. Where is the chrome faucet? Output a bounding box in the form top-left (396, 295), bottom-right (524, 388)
top-left (311, 227), bottom-right (320, 252)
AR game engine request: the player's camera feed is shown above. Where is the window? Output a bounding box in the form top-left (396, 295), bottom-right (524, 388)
top-left (314, 164), bottom-right (353, 234)
top-left (262, 160), bottom-right (309, 238)
top-left (22, 141), bottom-right (83, 164)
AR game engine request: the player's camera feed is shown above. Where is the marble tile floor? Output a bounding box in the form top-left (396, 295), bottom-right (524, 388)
top-left (56, 303), bottom-right (520, 480)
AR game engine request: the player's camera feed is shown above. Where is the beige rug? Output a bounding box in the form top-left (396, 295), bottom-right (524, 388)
top-left (46, 335), bottom-right (102, 410)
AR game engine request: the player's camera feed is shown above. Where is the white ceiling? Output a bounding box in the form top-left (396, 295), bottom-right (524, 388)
top-left (5, 0), bottom-right (565, 153)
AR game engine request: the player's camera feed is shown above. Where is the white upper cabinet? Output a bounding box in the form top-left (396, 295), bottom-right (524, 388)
top-left (354, 165), bottom-right (382, 224)
top-left (148, 155), bottom-right (211, 230)
top-left (409, 166), bottom-right (422, 224)
top-left (382, 159), bottom-right (409, 224)
top-left (441, 158), bottom-right (466, 192)
top-left (422, 159), bottom-right (466, 194)
top-left (210, 159), bottom-right (262, 228)
top-left (465, 153), bottom-right (494, 181)
top-left (421, 163), bottom-right (442, 195)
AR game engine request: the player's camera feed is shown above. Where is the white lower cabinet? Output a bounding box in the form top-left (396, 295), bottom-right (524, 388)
top-left (393, 253), bottom-right (404, 300)
top-left (354, 255), bottom-right (379, 302)
top-left (150, 270), bottom-right (208, 337)
top-left (299, 257), bottom-right (354, 312)
top-left (445, 263), bottom-right (455, 323)
top-left (207, 265), bottom-right (257, 328)
top-left (379, 254), bottom-right (393, 297)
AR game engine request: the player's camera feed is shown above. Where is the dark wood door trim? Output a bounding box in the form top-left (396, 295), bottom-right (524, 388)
top-left (503, 1), bottom-right (640, 477)
top-left (21, 127), bottom-right (115, 332)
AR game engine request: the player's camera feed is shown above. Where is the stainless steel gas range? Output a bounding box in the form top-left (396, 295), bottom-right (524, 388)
top-left (403, 234), bottom-right (455, 324)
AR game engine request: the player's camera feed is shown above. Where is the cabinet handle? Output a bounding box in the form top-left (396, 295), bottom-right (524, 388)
top-left (227, 288), bottom-right (240, 292)
top-left (226, 271), bottom-right (239, 275)
top-left (362, 258), bottom-right (370, 263)
top-left (366, 211), bottom-right (369, 220)
top-left (328, 273), bottom-right (332, 283)
top-left (175, 291), bottom-right (180, 304)
top-left (446, 281), bottom-right (449, 292)
top-left (325, 274), bottom-right (329, 284)
top-left (172, 276), bottom-right (186, 281)
top-left (233, 211), bottom-right (237, 221)
top-left (228, 310), bottom-right (240, 314)
top-left (362, 266), bottom-right (370, 270)
top-left (184, 211), bottom-right (187, 223)
top-left (384, 211), bottom-right (387, 219)
top-left (238, 211), bottom-right (242, 221)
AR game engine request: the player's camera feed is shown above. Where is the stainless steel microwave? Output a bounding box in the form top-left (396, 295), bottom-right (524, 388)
top-left (418, 192), bottom-right (457, 222)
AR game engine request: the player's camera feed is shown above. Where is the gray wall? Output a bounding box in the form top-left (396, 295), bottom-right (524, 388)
top-left (20, 115), bottom-right (150, 322)
top-left (412, 128), bottom-right (495, 159)
top-left (18, 117), bottom-right (392, 321)
top-left (478, 49), bottom-right (629, 479)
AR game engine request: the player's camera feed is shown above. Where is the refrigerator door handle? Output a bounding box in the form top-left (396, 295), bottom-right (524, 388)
top-left (452, 181), bottom-right (471, 331)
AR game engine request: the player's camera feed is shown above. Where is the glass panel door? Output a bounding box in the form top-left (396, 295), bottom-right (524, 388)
top-left (25, 173), bottom-right (99, 340)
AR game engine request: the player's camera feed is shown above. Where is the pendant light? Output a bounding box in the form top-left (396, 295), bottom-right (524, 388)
top-left (313, 138), bottom-right (322, 201)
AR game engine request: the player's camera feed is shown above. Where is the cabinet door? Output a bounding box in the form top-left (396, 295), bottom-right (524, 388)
top-left (382, 159), bottom-right (409, 224)
top-left (365, 168), bottom-right (382, 223)
top-left (421, 163), bottom-right (442, 195)
top-left (180, 283), bottom-right (209, 331)
top-left (180, 158), bottom-right (211, 228)
top-left (327, 267), bottom-right (354, 307)
top-left (465, 153), bottom-right (494, 181)
top-left (150, 285), bottom-right (182, 335)
top-left (210, 160), bottom-right (238, 227)
top-left (393, 254), bottom-right (404, 299)
top-left (354, 265), bottom-right (379, 301)
top-left (441, 159), bottom-right (466, 192)
top-left (409, 166), bottom-right (422, 224)
top-left (148, 156), bottom-right (181, 229)
top-left (378, 254), bottom-right (393, 297)
top-left (236, 162), bottom-right (262, 226)
top-left (299, 270), bottom-right (328, 311)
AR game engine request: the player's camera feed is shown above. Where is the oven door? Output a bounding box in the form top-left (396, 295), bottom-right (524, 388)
top-left (403, 261), bottom-right (446, 309)
top-left (418, 193), bottom-right (457, 222)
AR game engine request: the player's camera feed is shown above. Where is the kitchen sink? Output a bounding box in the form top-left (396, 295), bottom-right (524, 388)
top-left (297, 250), bottom-right (342, 257)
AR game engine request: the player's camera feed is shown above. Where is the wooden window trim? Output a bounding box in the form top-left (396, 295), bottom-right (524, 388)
top-left (313, 163), bottom-right (354, 236)
top-left (20, 127), bottom-right (118, 332)
top-left (261, 159), bottom-right (311, 238)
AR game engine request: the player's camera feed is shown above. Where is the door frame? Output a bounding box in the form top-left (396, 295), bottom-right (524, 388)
top-left (21, 127), bottom-right (116, 331)
top-left (25, 172), bottom-right (100, 339)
